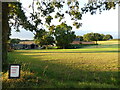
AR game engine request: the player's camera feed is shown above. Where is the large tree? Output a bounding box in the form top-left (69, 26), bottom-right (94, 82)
top-left (2, 2), bottom-right (33, 70)
top-left (10, 38), bottom-right (20, 44)
top-left (53, 23), bottom-right (76, 49)
top-left (34, 30), bottom-right (55, 49)
top-left (83, 32), bottom-right (101, 44)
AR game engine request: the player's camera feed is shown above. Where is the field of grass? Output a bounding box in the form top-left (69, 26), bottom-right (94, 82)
top-left (97, 40), bottom-right (120, 45)
top-left (2, 40), bottom-right (119, 88)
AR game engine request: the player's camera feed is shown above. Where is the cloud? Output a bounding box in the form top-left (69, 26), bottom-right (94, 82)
top-left (10, 29), bottom-right (34, 40)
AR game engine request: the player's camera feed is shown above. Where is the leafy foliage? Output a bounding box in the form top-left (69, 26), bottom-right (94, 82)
top-left (8, 3), bottom-right (33, 32)
top-left (83, 33), bottom-right (113, 44)
top-left (81, 0), bottom-right (119, 14)
top-left (75, 36), bottom-right (83, 41)
top-left (34, 29), bottom-right (55, 47)
top-left (103, 34), bottom-right (113, 40)
top-left (10, 38), bottom-right (20, 44)
top-left (53, 23), bottom-right (76, 48)
top-left (100, 34), bottom-right (105, 41)
top-left (83, 33), bottom-right (103, 44)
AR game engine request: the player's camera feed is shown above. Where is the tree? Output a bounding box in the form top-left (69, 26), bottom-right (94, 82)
top-left (76, 36), bottom-right (83, 41)
top-left (103, 34), bottom-right (113, 40)
top-left (10, 38), bottom-right (20, 44)
top-left (34, 30), bottom-right (55, 49)
top-left (44, 36), bottom-right (55, 46)
top-left (2, 2), bottom-right (34, 70)
top-left (100, 34), bottom-right (105, 41)
top-left (2, 3), bottom-right (9, 70)
top-left (53, 23), bottom-right (76, 49)
top-left (83, 32), bottom-right (101, 44)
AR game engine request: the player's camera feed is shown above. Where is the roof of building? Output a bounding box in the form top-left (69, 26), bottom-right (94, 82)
top-left (71, 41), bottom-right (81, 44)
top-left (71, 41), bottom-right (95, 44)
top-left (19, 41), bottom-right (35, 45)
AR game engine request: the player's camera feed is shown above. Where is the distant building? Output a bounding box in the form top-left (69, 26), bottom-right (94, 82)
top-left (71, 41), bottom-right (81, 44)
top-left (12, 41), bottom-right (38, 49)
top-left (81, 41), bottom-right (95, 44)
top-left (71, 41), bottom-right (95, 44)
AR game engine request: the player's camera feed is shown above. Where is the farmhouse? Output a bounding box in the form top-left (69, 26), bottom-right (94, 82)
top-left (12, 41), bottom-right (38, 49)
top-left (71, 41), bottom-right (95, 44)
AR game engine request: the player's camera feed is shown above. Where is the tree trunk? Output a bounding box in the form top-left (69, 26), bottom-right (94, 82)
top-left (95, 41), bottom-right (97, 44)
top-left (63, 46), bottom-right (65, 49)
top-left (45, 45), bottom-right (48, 49)
top-left (2, 3), bottom-right (9, 71)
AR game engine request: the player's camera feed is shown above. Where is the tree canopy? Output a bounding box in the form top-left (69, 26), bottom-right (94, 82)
top-left (34, 30), bottom-right (55, 48)
top-left (75, 36), bottom-right (84, 41)
top-left (103, 34), bottom-right (113, 40)
top-left (83, 32), bottom-right (113, 44)
top-left (10, 38), bottom-right (20, 44)
top-left (53, 23), bottom-right (76, 48)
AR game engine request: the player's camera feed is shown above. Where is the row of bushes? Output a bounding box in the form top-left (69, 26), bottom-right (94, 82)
top-left (66, 44), bottom-right (98, 49)
top-left (41, 44), bottom-right (98, 49)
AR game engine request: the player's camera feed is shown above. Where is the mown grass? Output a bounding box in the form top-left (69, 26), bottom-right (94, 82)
top-left (2, 41), bottom-right (119, 88)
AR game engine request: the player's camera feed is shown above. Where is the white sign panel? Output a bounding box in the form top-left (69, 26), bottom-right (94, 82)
top-left (10, 66), bottom-right (19, 77)
top-left (9, 64), bottom-right (20, 79)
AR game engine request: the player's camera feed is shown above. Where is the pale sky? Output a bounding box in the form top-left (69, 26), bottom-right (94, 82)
top-left (10, 0), bottom-right (119, 40)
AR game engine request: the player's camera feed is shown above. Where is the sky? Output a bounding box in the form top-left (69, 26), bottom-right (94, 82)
top-left (10, 0), bottom-right (119, 40)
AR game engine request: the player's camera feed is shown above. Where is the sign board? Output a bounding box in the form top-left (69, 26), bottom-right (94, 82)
top-left (9, 64), bottom-right (21, 79)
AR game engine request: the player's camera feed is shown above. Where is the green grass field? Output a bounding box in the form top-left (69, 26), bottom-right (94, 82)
top-left (3, 40), bottom-right (119, 88)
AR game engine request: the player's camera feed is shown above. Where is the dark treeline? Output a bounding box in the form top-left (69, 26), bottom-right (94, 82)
top-left (75, 32), bottom-right (113, 44)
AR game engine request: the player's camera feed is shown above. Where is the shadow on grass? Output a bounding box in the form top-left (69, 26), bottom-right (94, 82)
top-left (4, 52), bottom-right (119, 88)
top-left (79, 44), bottom-right (119, 49)
top-left (15, 50), bottom-right (120, 54)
